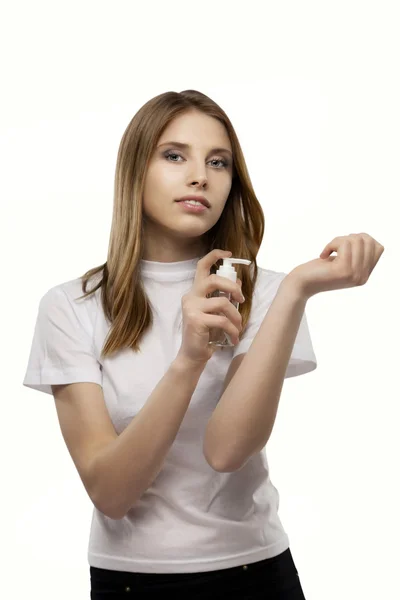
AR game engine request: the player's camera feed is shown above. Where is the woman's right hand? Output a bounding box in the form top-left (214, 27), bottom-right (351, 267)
top-left (176, 249), bottom-right (245, 366)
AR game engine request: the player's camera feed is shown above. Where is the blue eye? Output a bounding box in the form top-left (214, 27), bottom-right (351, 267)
top-left (164, 151), bottom-right (229, 169)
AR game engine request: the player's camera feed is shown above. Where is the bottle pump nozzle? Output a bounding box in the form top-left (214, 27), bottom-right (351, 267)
top-left (216, 258), bottom-right (252, 283)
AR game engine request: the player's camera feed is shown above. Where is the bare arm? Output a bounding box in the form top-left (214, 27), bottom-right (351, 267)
top-left (92, 355), bottom-right (206, 519)
top-left (203, 276), bottom-right (310, 472)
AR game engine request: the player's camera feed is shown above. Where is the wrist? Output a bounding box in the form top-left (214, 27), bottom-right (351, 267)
top-left (282, 271), bottom-right (311, 303)
top-left (173, 353), bottom-right (208, 374)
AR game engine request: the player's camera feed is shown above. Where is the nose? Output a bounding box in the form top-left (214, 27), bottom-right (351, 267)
top-left (191, 180), bottom-right (207, 189)
top-left (187, 158), bottom-right (208, 187)
top-left (190, 173), bottom-right (208, 188)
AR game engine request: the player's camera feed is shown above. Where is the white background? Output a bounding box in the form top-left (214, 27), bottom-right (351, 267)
top-left (2, 1), bottom-right (398, 598)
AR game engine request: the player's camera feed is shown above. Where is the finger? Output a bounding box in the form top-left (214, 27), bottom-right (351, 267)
top-left (201, 296), bottom-right (243, 330)
top-left (350, 236), bottom-right (365, 275)
top-left (363, 239), bottom-right (376, 278)
top-left (374, 242), bottom-right (385, 261)
top-left (320, 236), bottom-right (341, 257)
top-left (335, 238), bottom-right (352, 269)
top-left (202, 274), bottom-right (244, 304)
top-left (320, 236), bottom-right (351, 266)
top-left (203, 313), bottom-right (242, 344)
top-left (363, 239), bottom-right (382, 278)
top-left (193, 249), bottom-right (232, 291)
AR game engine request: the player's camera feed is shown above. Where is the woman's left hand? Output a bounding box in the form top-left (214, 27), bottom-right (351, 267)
top-left (287, 232), bottom-right (385, 300)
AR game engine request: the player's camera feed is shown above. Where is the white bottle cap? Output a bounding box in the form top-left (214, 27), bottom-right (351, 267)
top-left (216, 258), bottom-right (252, 283)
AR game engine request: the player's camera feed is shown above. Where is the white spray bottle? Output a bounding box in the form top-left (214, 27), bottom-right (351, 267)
top-left (208, 257), bottom-right (252, 347)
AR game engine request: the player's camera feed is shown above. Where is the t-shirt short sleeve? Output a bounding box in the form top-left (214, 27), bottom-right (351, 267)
top-left (22, 285), bottom-right (103, 396)
top-left (232, 270), bottom-right (317, 378)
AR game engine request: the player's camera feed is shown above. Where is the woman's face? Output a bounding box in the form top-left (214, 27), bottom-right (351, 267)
top-left (142, 110), bottom-right (233, 262)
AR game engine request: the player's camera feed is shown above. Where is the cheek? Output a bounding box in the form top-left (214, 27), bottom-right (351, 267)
top-left (213, 172), bottom-right (232, 198)
top-left (144, 163), bottom-right (181, 199)
top-left (217, 179), bottom-right (232, 208)
top-left (142, 166), bottom-right (164, 206)
top-left (142, 174), bottom-right (179, 220)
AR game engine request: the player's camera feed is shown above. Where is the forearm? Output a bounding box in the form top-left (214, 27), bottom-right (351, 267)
top-left (92, 356), bottom-right (206, 519)
top-left (204, 276), bottom-right (308, 472)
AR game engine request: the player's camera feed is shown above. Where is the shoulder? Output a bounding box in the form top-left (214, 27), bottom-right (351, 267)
top-left (39, 276), bottom-right (101, 328)
top-left (42, 273), bottom-right (101, 304)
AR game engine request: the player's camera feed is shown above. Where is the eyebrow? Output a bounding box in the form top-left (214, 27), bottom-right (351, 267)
top-left (157, 141), bottom-right (232, 156)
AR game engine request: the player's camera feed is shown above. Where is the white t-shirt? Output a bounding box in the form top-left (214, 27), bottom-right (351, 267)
top-left (22, 256), bottom-right (317, 574)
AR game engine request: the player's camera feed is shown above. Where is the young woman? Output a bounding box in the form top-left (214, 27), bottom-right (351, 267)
top-left (23, 89), bottom-right (384, 599)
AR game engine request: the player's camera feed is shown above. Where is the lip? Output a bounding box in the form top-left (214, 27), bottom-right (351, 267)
top-left (176, 195), bottom-right (210, 208)
top-left (176, 200), bottom-right (208, 213)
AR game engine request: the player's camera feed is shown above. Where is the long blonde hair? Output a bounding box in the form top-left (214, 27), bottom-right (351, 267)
top-left (77, 90), bottom-right (265, 359)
